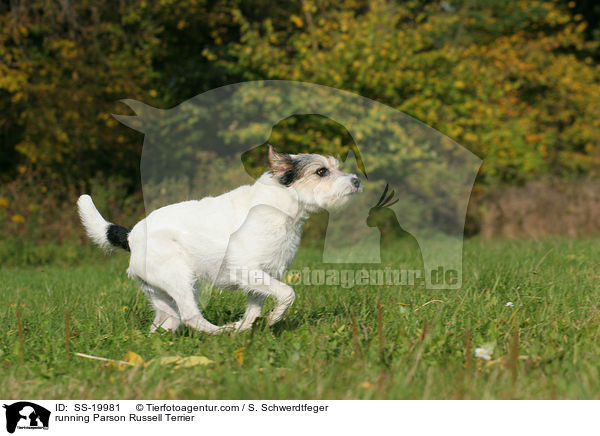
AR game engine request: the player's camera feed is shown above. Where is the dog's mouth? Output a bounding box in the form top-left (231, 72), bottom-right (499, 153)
top-left (347, 185), bottom-right (363, 195)
top-left (341, 188), bottom-right (362, 199)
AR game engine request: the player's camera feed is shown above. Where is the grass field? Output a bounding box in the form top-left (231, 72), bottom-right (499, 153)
top-left (1, 237), bottom-right (600, 399)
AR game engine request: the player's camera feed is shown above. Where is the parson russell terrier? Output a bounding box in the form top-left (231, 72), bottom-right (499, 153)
top-left (77, 146), bottom-right (362, 334)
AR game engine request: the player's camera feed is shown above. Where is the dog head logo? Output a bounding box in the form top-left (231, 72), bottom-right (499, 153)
top-left (3, 402), bottom-right (50, 433)
top-left (114, 80), bottom-right (481, 289)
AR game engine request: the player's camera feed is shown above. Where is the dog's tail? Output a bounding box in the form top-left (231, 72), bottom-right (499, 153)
top-left (77, 195), bottom-right (130, 252)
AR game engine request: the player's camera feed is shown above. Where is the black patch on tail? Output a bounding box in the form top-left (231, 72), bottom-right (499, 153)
top-left (107, 224), bottom-right (130, 251)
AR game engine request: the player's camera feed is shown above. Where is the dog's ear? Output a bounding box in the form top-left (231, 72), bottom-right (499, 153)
top-left (267, 144), bottom-right (293, 176)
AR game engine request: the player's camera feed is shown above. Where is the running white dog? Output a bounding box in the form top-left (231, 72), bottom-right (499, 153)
top-left (78, 146), bottom-right (362, 334)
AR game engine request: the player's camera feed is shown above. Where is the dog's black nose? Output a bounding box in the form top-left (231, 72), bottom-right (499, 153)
top-left (351, 176), bottom-right (361, 189)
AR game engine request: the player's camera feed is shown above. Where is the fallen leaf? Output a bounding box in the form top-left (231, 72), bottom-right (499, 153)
top-left (177, 356), bottom-right (214, 368)
top-left (154, 355), bottom-right (214, 369)
top-left (157, 356), bottom-right (181, 366)
top-left (234, 347), bottom-right (245, 366)
top-left (121, 351), bottom-right (145, 369)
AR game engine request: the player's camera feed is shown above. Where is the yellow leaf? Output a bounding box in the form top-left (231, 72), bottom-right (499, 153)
top-left (120, 351), bottom-right (145, 369)
top-left (157, 356), bottom-right (181, 365)
top-left (234, 347), bottom-right (245, 366)
top-left (11, 214), bottom-right (25, 223)
top-left (178, 356), bottom-right (214, 368)
top-left (154, 355), bottom-right (214, 368)
top-left (0, 197), bottom-right (8, 208)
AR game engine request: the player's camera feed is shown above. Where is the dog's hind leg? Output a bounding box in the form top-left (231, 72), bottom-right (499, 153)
top-left (138, 281), bottom-right (182, 333)
top-left (152, 309), bottom-right (181, 333)
top-left (174, 290), bottom-right (222, 334)
top-left (148, 259), bottom-right (222, 334)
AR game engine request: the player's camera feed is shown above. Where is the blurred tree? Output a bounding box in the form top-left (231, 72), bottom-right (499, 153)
top-left (564, 0), bottom-right (600, 42)
top-left (0, 1), bottom-right (160, 184)
top-left (212, 0), bottom-right (600, 186)
top-left (1, 0), bottom-right (599, 192)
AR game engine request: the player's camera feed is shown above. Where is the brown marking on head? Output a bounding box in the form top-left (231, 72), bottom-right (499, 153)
top-left (267, 145), bottom-right (294, 177)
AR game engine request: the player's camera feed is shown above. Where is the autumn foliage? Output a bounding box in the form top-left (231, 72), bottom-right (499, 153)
top-left (0, 0), bottom-right (599, 239)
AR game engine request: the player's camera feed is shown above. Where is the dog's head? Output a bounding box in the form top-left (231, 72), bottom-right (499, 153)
top-left (268, 145), bottom-right (362, 212)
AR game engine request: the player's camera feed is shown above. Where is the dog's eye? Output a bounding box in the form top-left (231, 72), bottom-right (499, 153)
top-left (316, 167), bottom-right (329, 177)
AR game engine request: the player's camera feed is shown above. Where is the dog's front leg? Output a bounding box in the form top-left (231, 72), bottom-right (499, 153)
top-left (265, 280), bottom-right (295, 326)
top-left (234, 270), bottom-right (295, 327)
top-left (223, 293), bottom-right (266, 332)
